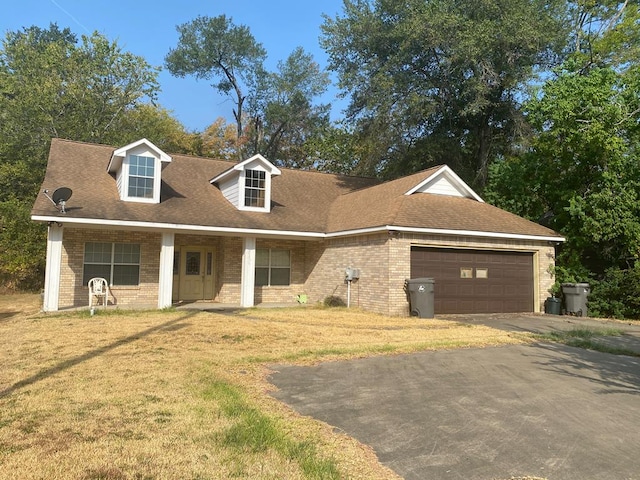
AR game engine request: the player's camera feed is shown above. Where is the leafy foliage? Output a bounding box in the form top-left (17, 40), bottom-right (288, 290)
top-left (246, 47), bottom-right (331, 168)
top-left (0, 24), bottom-right (168, 290)
top-left (320, 0), bottom-right (568, 185)
top-left (165, 15), bottom-right (267, 147)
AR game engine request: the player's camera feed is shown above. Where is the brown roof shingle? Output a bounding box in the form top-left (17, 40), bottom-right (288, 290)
top-left (32, 138), bottom-right (562, 240)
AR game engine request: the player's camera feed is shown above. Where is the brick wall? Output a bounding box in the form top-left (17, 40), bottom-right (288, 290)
top-left (61, 228), bottom-right (161, 309)
top-left (59, 228), bottom-right (556, 314)
top-left (303, 232), bottom-right (556, 316)
top-left (218, 237), bottom-right (242, 303)
top-left (304, 234), bottom-right (391, 313)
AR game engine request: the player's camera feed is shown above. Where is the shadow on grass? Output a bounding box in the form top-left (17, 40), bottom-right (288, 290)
top-left (0, 311), bottom-right (198, 399)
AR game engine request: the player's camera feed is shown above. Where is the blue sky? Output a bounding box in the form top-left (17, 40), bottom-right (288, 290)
top-left (1, 0), bottom-right (347, 132)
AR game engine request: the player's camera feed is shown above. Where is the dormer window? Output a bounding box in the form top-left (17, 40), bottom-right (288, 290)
top-left (129, 155), bottom-right (155, 199)
top-left (211, 154), bottom-right (281, 213)
top-left (107, 138), bottom-right (172, 204)
top-left (244, 169), bottom-right (266, 207)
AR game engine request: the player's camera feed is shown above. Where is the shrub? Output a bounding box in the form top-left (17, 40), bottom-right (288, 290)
top-left (323, 295), bottom-right (346, 307)
top-left (588, 265), bottom-right (640, 319)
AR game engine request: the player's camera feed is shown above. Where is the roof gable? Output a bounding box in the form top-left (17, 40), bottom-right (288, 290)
top-left (107, 138), bottom-right (172, 173)
top-left (210, 154), bottom-right (283, 213)
top-left (209, 154), bottom-right (281, 184)
top-left (404, 165), bottom-right (483, 202)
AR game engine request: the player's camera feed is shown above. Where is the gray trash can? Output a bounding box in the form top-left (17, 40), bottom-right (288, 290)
top-left (405, 278), bottom-right (435, 318)
top-left (562, 282), bottom-right (590, 317)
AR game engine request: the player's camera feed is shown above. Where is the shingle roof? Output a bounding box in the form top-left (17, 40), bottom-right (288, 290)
top-left (31, 138), bottom-right (562, 240)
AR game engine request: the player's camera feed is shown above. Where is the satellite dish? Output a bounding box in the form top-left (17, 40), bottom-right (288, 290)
top-left (52, 187), bottom-right (72, 205)
top-left (43, 187), bottom-right (72, 214)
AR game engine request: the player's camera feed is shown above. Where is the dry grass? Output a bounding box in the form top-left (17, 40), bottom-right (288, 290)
top-left (0, 294), bottom-right (526, 479)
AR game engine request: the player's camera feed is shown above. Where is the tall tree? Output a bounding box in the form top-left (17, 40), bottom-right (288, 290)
top-left (321, 0), bottom-right (568, 185)
top-left (247, 47), bottom-right (331, 168)
top-left (165, 15), bottom-right (267, 145)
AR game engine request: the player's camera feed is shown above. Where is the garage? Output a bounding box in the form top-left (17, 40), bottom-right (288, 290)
top-left (410, 247), bottom-right (534, 314)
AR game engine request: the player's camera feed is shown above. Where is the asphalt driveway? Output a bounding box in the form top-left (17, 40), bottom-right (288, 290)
top-left (269, 315), bottom-right (640, 480)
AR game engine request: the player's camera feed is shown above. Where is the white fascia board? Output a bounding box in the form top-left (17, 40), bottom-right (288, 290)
top-left (387, 225), bottom-right (566, 243)
top-left (404, 165), bottom-right (484, 202)
top-left (31, 215), bottom-right (565, 243)
top-left (325, 225), bottom-right (565, 242)
top-left (31, 215), bottom-right (325, 239)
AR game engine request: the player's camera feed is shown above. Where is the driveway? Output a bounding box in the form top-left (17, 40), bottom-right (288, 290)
top-left (269, 315), bottom-right (640, 480)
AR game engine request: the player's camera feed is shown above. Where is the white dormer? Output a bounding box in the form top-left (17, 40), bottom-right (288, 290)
top-left (210, 154), bottom-right (281, 212)
top-left (107, 138), bottom-right (172, 204)
top-left (404, 165), bottom-right (484, 202)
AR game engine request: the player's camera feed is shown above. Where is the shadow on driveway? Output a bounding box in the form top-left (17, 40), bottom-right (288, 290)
top-left (269, 315), bottom-right (640, 480)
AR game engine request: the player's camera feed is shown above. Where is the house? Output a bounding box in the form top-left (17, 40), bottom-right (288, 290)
top-left (32, 138), bottom-right (564, 315)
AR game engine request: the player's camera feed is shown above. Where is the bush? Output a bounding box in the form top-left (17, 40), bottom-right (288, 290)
top-left (588, 265), bottom-right (640, 320)
top-left (323, 295), bottom-right (346, 307)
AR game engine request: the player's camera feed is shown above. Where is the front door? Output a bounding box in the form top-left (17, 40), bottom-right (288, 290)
top-left (178, 247), bottom-right (215, 301)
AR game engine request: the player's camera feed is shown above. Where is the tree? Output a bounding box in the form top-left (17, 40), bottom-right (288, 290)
top-left (246, 47), bottom-right (331, 168)
top-left (321, 0), bottom-right (568, 185)
top-left (486, 64), bottom-right (640, 292)
top-left (200, 117), bottom-right (240, 160)
top-left (113, 104), bottom-right (202, 156)
top-left (0, 24), bottom-right (163, 290)
top-left (569, 0), bottom-right (640, 71)
top-left (165, 15), bottom-right (267, 145)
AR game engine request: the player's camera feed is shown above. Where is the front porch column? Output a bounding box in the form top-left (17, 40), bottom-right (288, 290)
top-left (43, 223), bottom-right (63, 312)
top-left (240, 237), bottom-right (256, 308)
top-left (158, 232), bottom-right (175, 309)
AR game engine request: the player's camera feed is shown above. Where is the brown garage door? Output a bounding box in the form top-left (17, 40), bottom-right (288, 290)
top-left (410, 247), bottom-right (534, 314)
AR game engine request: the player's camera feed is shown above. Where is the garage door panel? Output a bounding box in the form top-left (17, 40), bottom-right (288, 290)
top-left (411, 247), bottom-right (534, 314)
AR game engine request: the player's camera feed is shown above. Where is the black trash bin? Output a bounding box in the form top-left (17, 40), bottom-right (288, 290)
top-left (544, 297), bottom-right (561, 315)
top-left (405, 278), bottom-right (435, 318)
top-left (562, 283), bottom-right (590, 316)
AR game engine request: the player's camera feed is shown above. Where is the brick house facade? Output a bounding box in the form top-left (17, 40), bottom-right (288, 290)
top-left (33, 138), bottom-right (563, 315)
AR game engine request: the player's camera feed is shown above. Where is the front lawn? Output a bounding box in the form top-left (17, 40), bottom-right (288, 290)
top-left (0, 295), bottom-right (524, 479)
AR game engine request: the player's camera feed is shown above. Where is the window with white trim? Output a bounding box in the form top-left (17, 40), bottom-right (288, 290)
top-left (128, 155), bottom-right (155, 199)
top-left (83, 242), bottom-right (141, 286)
top-left (255, 248), bottom-right (290, 286)
top-left (244, 169), bottom-right (266, 208)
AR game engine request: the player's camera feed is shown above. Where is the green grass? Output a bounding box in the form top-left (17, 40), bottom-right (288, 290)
top-left (200, 378), bottom-right (341, 479)
top-left (535, 328), bottom-right (639, 356)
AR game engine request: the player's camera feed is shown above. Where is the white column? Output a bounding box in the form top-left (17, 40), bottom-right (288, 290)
top-left (43, 223), bottom-right (63, 312)
top-left (157, 232), bottom-right (175, 309)
top-left (240, 237), bottom-right (256, 308)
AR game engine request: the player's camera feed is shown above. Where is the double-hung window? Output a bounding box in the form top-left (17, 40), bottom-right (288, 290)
top-left (244, 169), bottom-right (266, 208)
top-left (128, 155), bottom-right (155, 199)
top-left (83, 242), bottom-right (141, 286)
top-left (255, 249), bottom-right (290, 286)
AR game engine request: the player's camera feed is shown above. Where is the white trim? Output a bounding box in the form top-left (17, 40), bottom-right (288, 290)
top-left (210, 154), bottom-right (281, 184)
top-left (240, 237), bottom-right (256, 307)
top-left (404, 165), bottom-right (484, 202)
top-left (31, 215), bottom-right (325, 239)
top-left (158, 232), bottom-right (174, 308)
top-left (108, 138), bottom-right (171, 172)
top-left (31, 216), bottom-right (565, 243)
top-left (386, 226), bottom-right (566, 243)
top-left (43, 224), bottom-right (63, 312)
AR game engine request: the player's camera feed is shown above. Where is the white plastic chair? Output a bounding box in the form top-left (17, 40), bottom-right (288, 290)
top-left (88, 277), bottom-right (109, 310)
